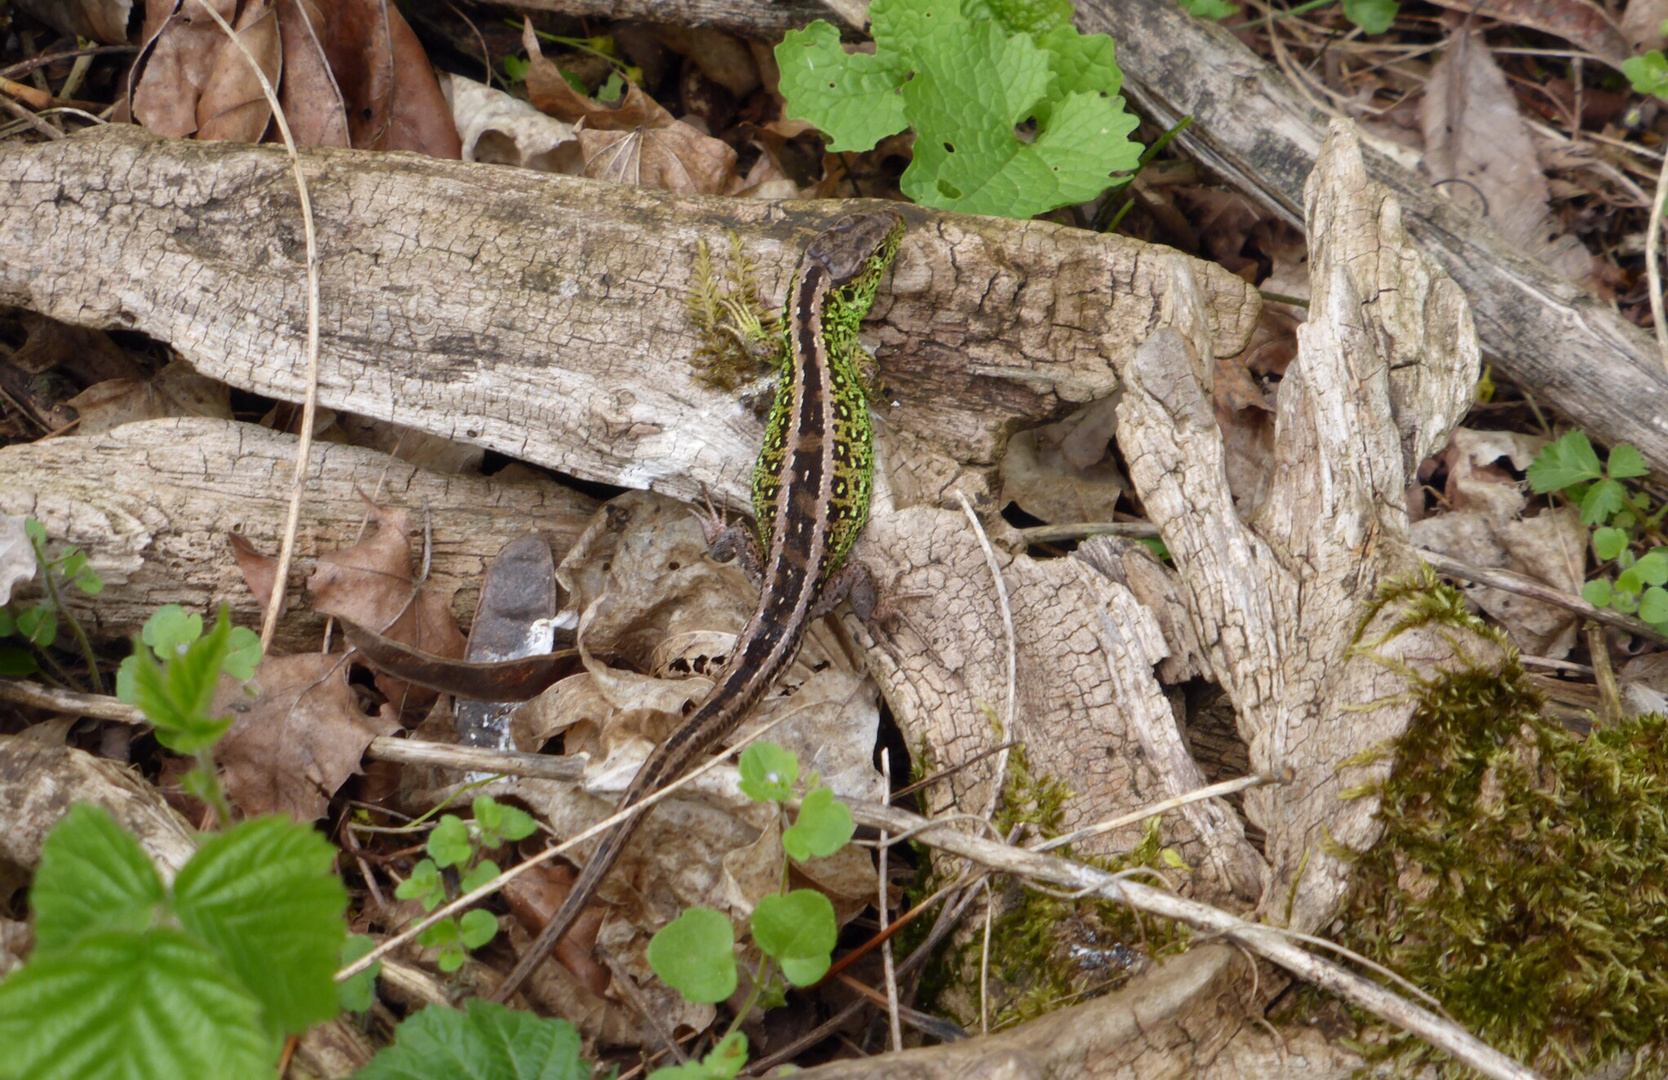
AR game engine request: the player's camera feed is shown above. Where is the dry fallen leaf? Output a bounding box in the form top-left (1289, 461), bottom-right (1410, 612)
top-left (521, 20), bottom-right (737, 195)
top-left (1421, 31), bottom-right (1589, 282)
top-left (227, 532), bottom-right (279, 616)
top-left (1424, 0), bottom-right (1630, 68)
top-left (217, 653), bottom-right (400, 820)
top-left (999, 400), bottom-right (1126, 524)
top-left (306, 502), bottom-right (468, 711)
top-left (274, 0), bottom-right (350, 148)
top-left (195, 0), bottom-right (279, 143)
top-left (440, 72), bottom-right (581, 172)
top-left (313, 0), bottom-right (461, 156)
top-left (65, 359), bottom-right (233, 436)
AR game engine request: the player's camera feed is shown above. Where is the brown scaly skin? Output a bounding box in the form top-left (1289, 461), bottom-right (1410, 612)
top-left (490, 212), bottom-right (905, 1004)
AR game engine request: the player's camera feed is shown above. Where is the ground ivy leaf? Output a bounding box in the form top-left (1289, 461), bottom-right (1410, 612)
top-left (751, 890), bottom-right (837, 986)
top-left (460, 858), bottom-right (501, 895)
top-left (460, 908), bottom-right (499, 950)
top-left (738, 741), bottom-right (798, 803)
top-left (395, 859), bottom-right (445, 912)
top-left (31, 805), bottom-right (165, 953)
top-left (1593, 527), bottom-right (1629, 562)
top-left (1641, 586), bottom-right (1668, 626)
top-left (140, 605), bottom-right (201, 658)
top-left (172, 816), bottom-right (346, 1037)
top-left (473, 796), bottom-right (537, 846)
top-left (647, 907), bottom-right (737, 1003)
top-left (776, 20), bottom-right (908, 153)
top-left (0, 928), bottom-right (273, 1080)
top-left (1583, 578), bottom-right (1614, 607)
top-left (783, 786), bottom-right (856, 861)
top-left (354, 999), bottom-right (588, 1080)
top-left (222, 627), bottom-right (263, 681)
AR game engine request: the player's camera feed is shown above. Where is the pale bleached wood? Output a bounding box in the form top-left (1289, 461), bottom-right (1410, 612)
top-left (0, 125), bottom-right (1259, 516)
top-left (1083, 0), bottom-right (1668, 473)
top-left (0, 417), bottom-right (596, 652)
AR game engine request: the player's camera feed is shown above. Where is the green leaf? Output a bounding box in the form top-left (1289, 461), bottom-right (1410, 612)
top-left (0, 646), bottom-right (36, 676)
top-left (900, 14), bottom-right (1140, 217)
top-left (172, 816), bottom-right (347, 1037)
top-left (1593, 527), bottom-right (1630, 562)
top-left (460, 908), bottom-right (499, 950)
top-left (417, 916), bottom-right (460, 951)
top-left (1617, 564), bottom-right (1646, 595)
top-left (647, 907), bottom-right (737, 1003)
top-left (72, 567), bottom-right (104, 596)
top-left (222, 627), bottom-right (262, 681)
top-left (31, 805), bottom-right (165, 953)
top-left (1607, 442), bottom-right (1650, 480)
top-left (502, 54), bottom-right (530, 84)
top-left (1582, 479), bottom-right (1629, 526)
top-left (648, 1033), bottom-right (749, 1080)
top-left (354, 999), bottom-right (588, 1080)
top-left (24, 517), bottom-right (46, 548)
top-left (127, 607), bottom-right (238, 753)
top-left (1032, 23), bottom-right (1122, 127)
top-left (460, 858), bottom-right (501, 895)
top-left (1638, 552), bottom-right (1668, 586)
top-left (1641, 586), bottom-right (1668, 625)
top-left (751, 890), bottom-right (837, 986)
top-left (1625, 50), bottom-right (1668, 100)
top-left (985, 0), bottom-right (1074, 35)
top-left (141, 604), bottom-right (203, 659)
top-left (60, 550), bottom-right (86, 577)
top-left (395, 859), bottom-right (446, 913)
top-left (1342, 0), bottom-right (1397, 33)
top-left (0, 608), bottom-right (13, 636)
top-left (596, 71), bottom-right (625, 103)
top-left (16, 605), bottom-right (57, 648)
top-left (776, 20), bottom-right (909, 153)
top-left (1584, 578), bottom-right (1615, 608)
top-left (428, 815), bottom-right (474, 868)
top-left (0, 929), bottom-right (272, 1080)
top-left (783, 786), bottom-right (856, 861)
top-left (738, 741), bottom-right (799, 802)
top-left (338, 935), bottom-right (381, 1013)
top-left (1527, 430), bottom-right (1603, 493)
top-left (473, 795), bottom-right (537, 846)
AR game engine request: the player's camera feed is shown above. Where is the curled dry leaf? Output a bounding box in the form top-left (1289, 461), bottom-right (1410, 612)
top-left (216, 653), bottom-right (400, 820)
top-left (275, 0), bottom-right (349, 148)
top-left (132, 0), bottom-right (245, 138)
top-left (520, 19), bottom-right (736, 195)
top-left (440, 73), bottom-right (581, 172)
top-left (195, 0), bottom-right (279, 143)
top-left (64, 359), bottom-right (233, 436)
top-left (227, 532), bottom-right (279, 616)
top-left (1424, 0), bottom-right (1630, 68)
top-left (306, 503), bottom-right (467, 711)
top-left (312, 0), bottom-right (461, 156)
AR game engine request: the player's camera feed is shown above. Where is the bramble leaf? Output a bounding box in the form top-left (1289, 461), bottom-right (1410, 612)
top-left (0, 929), bottom-right (272, 1080)
top-left (354, 998), bottom-right (588, 1080)
top-left (172, 816), bottom-right (346, 1036)
top-left (31, 805), bottom-right (165, 953)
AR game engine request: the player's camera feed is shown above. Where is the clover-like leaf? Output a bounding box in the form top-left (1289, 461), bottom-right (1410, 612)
top-left (738, 742), bottom-right (798, 803)
top-left (647, 907), bottom-right (737, 1003)
top-left (395, 859), bottom-right (446, 913)
top-left (783, 786), bottom-right (856, 861)
top-left (751, 890), bottom-right (837, 986)
top-left (427, 815), bottom-right (474, 869)
top-left (473, 796), bottom-right (537, 847)
top-left (1593, 527), bottom-right (1630, 562)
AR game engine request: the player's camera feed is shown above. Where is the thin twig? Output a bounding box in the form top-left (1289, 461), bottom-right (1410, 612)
top-left (1649, 123), bottom-right (1668, 371)
top-left (1419, 548), bottom-right (1668, 644)
top-left (955, 490), bottom-right (1017, 816)
top-left (1029, 772), bottom-right (1282, 853)
top-left (878, 749), bottom-right (902, 1053)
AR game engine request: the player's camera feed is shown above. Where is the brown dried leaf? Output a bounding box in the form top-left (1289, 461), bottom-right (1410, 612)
top-left (65, 360), bottom-right (233, 436)
top-left (275, 0), bottom-right (350, 148)
top-left (218, 653), bottom-right (400, 820)
top-left (196, 0), bottom-right (279, 143)
top-left (1424, 0), bottom-right (1629, 68)
top-left (306, 503), bottom-right (467, 710)
top-left (1421, 31), bottom-right (1588, 281)
top-left (132, 0), bottom-right (241, 138)
top-left (440, 73), bottom-right (581, 173)
top-left (521, 19), bottom-right (735, 195)
top-left (10, 315), bottom-right (142, 383)
top-left (227, 532), bottom-right (278, 616)
top-left (15, 0), bottom-right (131, 44)
top-left (998, 400), bottom-right (1126, 524)
top-left (313, 0), bottom-right (460, 156)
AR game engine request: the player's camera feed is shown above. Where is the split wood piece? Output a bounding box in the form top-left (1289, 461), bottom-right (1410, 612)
top-left (1114, 121), bottom-right (1486, 944)
top-left (0, 125), bottom-right (1260, 517)
top-left (510, 0), bottom-right (850, 38)
top-left (0, 417), bottom-right (597, 652)
top-left (1083, 0), bottom-right (1668, 473)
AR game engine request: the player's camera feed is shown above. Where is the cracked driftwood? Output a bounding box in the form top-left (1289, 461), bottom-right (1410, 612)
top-left (0, 117), bottom-right (1514, 1074)
top-left (0, 417), bottom-right (598, 653)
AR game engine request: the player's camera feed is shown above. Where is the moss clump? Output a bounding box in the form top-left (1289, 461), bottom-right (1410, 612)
top-left (686, 233), bottom-right (780, 391)
top-left (908, 745), bottom-right (1188, 1030)
top-left (1340, 581), bottom-right (1668, 1075)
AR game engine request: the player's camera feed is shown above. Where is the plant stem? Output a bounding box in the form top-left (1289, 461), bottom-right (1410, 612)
top-left (30, 538), bottom-right (103, 693)
top-left (195, 746), bottom-right (235, 829)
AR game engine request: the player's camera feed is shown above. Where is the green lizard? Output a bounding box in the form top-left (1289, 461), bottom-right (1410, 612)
top-left (491, 210), bottom-right (906, 1004)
